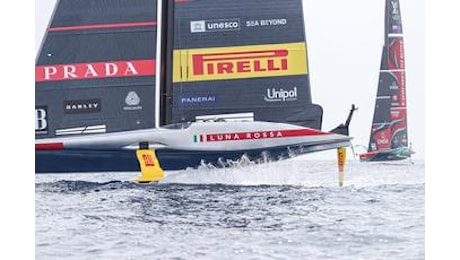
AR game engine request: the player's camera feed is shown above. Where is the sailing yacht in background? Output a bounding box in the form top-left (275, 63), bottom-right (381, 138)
top-left (359, 0), bottom-right (414, 162)
top-left (35, 0), bottom-right (354, 175)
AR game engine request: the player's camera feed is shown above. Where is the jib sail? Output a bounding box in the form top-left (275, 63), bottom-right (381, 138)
top-left (368, 0), bottom-right (408, 152)
top-left (164, 0), bottom-right (323, 129)
top-left (35, 0), bottom-right (161, 139)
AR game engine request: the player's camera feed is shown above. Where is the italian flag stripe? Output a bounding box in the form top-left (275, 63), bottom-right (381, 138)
top-left (194, 135), bottom-right (205, 143)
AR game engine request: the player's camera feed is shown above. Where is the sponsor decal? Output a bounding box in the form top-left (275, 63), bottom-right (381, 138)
top-left (36, 59), bottom-right (156, 82)
top-left (371, 126), bottom-right (391, 150)
top-left (192, 50), bottom-right (288, 76)
top-left (173, 42), bottom-right (308, 82)
top-left (181, 95), bottom-right (216, 105)
top-left (391, 110), bottom-right (401, 117)
top-left (371, 143), bottom-right (377, 151)
top-left (391, 1), bottom-right (401, 20)
top-left (389, 72), bottom-right (406, 107)
top-left (190, 21), bottom-right (205, 33)
top-left (246, 18), bottom-right (287, 27)
top-left (124, 91), bottom-right (142, 111)
top-left (390, 107), bottom-right (407, 121)
top-left (193, 129), bottom-right (328, 143)
top-left (64, 99), bottom-right (101, 114)
top-left (190, 18), bottom-right (240, 33)
top-left (391, 1), bottom-right (399, 14)
top-left (35, 106), bottom-right (48, 135)
top-left (392, 24), bottom-right (402, 34)
top-left (206, 131), bottom-right (283, 142)
top-left (142, 154), bottom-right (155, 167)
top-left (398, 72), bottom-right (406, 106)
top-left (264, 87), bottom-right (297, 102)
top-left (388, 38), bottom-right (405, 70)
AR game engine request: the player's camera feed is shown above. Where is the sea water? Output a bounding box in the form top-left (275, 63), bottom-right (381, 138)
top-left (35, 158), bottom-right (425, 260)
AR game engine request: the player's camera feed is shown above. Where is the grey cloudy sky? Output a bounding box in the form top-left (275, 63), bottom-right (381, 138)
top-left (35, 0), bottom-right (425, 160)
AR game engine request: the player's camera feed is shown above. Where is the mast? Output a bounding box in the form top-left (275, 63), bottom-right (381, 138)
top-left (161, 0), bottom-right (175, 126)
top-left (155, 0), bottom-right (163, 128)
top-left (300, 0), bottom-right (313, 104)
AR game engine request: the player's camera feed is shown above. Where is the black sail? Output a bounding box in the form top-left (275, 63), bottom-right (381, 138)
top-left (164, 0), bottom-right (323, 129)
top-left (368, 0), bottom-right (408, 152)
top-left (35, 0), bottom-right (159, 139)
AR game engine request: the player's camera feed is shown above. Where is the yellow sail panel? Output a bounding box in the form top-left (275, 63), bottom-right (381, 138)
top-left (173, 42), bottom-right (308, 83)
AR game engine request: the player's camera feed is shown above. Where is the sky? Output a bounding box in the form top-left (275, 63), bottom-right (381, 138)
top-left (34, 0), bottom-right (425, 160)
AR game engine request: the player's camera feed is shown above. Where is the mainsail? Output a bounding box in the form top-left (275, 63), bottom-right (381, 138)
top-left (36, 0), bottom-right (161, 138)
top-left (164, 0), bottom-right (323, 129)
top-left (362, 0), bottom-right (411, 161)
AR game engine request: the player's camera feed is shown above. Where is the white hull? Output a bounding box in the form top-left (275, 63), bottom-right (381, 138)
top-left (36, 121), bottom-right (351, 152)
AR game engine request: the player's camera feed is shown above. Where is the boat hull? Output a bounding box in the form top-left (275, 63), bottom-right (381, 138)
top-left (36, 141), bottom-right (350, 173)
top-left (359, 147), bottom-right (413, 162)
top-left (36, 121), bottom-right (352, 173)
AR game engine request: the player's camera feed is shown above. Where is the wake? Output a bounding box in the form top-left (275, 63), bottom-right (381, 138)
top-left (35, 155), bottom-right (424, 188)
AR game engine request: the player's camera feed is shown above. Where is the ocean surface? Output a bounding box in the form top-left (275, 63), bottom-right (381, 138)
top-left (36, 157), bottom-right (425, 260)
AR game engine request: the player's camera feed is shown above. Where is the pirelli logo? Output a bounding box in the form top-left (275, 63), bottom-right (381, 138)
top-left (173, 42), bottom-right (308, 83)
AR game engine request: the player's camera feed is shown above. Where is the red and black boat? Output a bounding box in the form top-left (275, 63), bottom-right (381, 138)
top-left (359, 0), bottom-right (414, 162)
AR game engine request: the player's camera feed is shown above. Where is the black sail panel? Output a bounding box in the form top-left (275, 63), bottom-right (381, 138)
top-left (368, 58), bottom-right (393, 152)
top-left (368, 0), bottom-right (408, 152)
top-left (35, 0), bottom-right (159, 139)
top-left (386, 0), bottom-right (404, 38)
top-left (166, 0), bottom-right (323, 129)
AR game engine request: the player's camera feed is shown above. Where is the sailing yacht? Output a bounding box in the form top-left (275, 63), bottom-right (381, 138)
top-left (359, 0), bottom-right (414, 162)
top-left (35, 0), bottom-right (354, 174)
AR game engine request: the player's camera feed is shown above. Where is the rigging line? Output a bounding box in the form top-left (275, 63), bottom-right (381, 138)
top-left (154, 0), bottom-right (163, 128)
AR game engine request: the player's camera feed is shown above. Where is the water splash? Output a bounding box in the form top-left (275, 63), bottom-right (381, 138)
top-left (35, 155), bottom-right (424, 189)
top-left (164, 157), bottom-right (424, 187)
